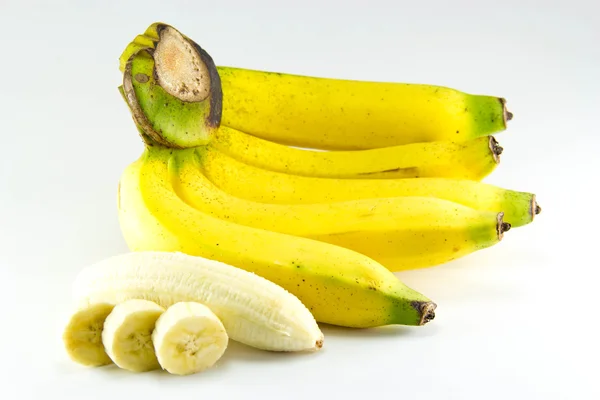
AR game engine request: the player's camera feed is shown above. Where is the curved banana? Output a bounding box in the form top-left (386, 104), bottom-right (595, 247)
top-left (119, 22), bottom-right (512, 150)
top-left (101, 299), bottom-right (165, 372)
top-left (211, 126), bottom-right (500, 180)
top-left (152, 302), bottom-right (228, 375)
top-left (117, 149), bottom-right (437, 328)
top-left (200, 146), bottom-right (539, 228)
top-left (170, 147), bottom-right (509, 270)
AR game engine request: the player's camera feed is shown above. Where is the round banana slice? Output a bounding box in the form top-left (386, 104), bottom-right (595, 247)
top-left (62, 302), bottom-right (115, 367)
top-left (152, 302), bottom-right (229, 375)
top-left (101, 299), bottom-right (165, 372)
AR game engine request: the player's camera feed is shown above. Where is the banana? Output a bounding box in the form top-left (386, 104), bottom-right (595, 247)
top-left (73, 251), bottom-right (324, 352)
top-left (170, 147), bottom-right (510, 270)
top-left (152, 302), bottom-right (228, 375)
top-left (101, 299), bottom-right (165, 372)
top-left (116, 149), bottom-right (437, 328)
top-left (119, 22), bottom-right (512, 150)
top-left (200, 147), bottom-right (540, 228)
top-left (62, 303), bottom-right (115, 367)
top-left (211, 126), bottom-right (500, 180)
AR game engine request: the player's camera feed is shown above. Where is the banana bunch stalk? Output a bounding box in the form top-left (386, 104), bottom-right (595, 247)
top-left (114, 23), bottom-right (540, 329)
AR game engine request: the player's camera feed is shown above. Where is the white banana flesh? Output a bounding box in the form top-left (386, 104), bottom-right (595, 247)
top-left (101, 299), bottom-right (165, 372)
top-left (153, 302), bottom-right (228, 375)
top-left (62, 302), bottom-right (115, 367)
top-left (72, 251), bottom-right (324, 352)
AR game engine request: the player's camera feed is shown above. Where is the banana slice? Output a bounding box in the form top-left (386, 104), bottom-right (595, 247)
top-left (62, 302), bottom-right (115, 366)
top-left (101, 299), bottom-right (165, 372)
top-left (152, 302), bottom-right (229, 375)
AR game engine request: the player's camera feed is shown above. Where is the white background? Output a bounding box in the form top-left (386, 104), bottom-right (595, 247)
top-left (1, 0), bottom-right (598, 399)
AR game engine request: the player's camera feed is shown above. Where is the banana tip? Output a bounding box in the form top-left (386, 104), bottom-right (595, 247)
top-left (500, 97), bottom-right (513, 126)
top-left (497, 212), bottom-right (511, 239)
top-left (415, 302), bottom-right (437, 326)
top-left (489, 136), bottom-right (503, 163)
top-left (531, 195), bottom-right (542, 219)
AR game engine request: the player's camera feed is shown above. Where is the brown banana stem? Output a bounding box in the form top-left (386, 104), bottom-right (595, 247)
top-left (500, 97), bottom-right (513, 126)
top-left (415, 302), bottom-right (437, 326)
top-left (531, 195), bottom-right (542, 220)
top-left (489, 136), bottom-right (503, 163)
top-left (497, 212), bottom-right (511, 240)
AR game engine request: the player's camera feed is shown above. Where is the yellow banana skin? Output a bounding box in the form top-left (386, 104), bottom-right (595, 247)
top-left (171, 147), bottom-right (509, 271)
top-left (117, 147), bottom-right (437, 328)
top-left (200, 147), bottom-right (539, 228)
top-left (211, 126), bottom-right (500, 180)
top-left (218, 68), bottom-right (510, 150)
top-left (118, 23), bottom-right (511, 151)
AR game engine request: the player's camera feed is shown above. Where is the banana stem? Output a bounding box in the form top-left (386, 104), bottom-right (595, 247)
top-left (496, 212), bottom-right (511, 240)
top-left (531, 195), bottom-right (542, 219)
top-left (488, 136), bottom-right (503, 164)
top-left (500, 97), bottom-right (514, 126)
top-left (413, 302), bottom-right (437, 326)
top-left (120, 25), bottom-right (223, 149)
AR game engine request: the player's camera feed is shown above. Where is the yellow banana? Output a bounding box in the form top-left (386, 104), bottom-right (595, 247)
top-left (117, 147), bottom-right (437, 328)
top-left (119, 22), bottom-right (512, 150)
top-left (211, 126), bottom-right (501, 180)
top-left (200, 146), bottom-right (539, 228)
top-left (168, 147), bottom-right (510, 270)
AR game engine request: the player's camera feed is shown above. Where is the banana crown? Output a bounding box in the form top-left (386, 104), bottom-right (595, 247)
top-left (120, 23), bottom-right (222, 149)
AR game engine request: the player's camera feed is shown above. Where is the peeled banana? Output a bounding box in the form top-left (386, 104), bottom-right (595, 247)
top-left (73, 251), bottom-right (325, 351)
top-left (62, 302), bottom-right (115, 367)
top-left (211, 126), bottom-right (501, 180)
top-left (200, 147), bottom-right (539, 228)
top-left (153, 302), bottom-right (229, 375)
top-left (116, 152), bottom-right (437, 328)
top-left (171, 147), bottom-right (510, 269)
top-left (101, 299), bottom-right (165, 372)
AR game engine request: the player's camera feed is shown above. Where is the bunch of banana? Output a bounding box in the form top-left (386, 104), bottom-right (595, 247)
top-left (120, 24), bottom-right (512, 151)
top-left (105, 23), bottom-right (540, 332)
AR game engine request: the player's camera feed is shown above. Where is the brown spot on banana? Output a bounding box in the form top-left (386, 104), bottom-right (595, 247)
top-left (134, 73), bottom-right (149, 83)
